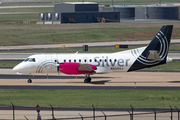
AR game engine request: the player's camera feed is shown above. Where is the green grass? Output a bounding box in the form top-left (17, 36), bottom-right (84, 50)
top-left (0, 14), bottom-right (38, 21)
top-left (144, 61), bottom-right (180, 71)
top-left (0, 23), bottom-right (180, 46)
top-left (0, 89), bottom-right (180, 108)
top-left (0, 61), bottom-right (20, 68)
top-left (0, 13), bottom-right (179, 46)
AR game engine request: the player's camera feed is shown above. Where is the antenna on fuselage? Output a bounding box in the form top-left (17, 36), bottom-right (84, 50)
top-left (75, 51), bottom-right (78, 54)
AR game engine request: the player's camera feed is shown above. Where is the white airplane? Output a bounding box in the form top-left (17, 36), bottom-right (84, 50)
top-left (13, 25), bottom-right (173, 83)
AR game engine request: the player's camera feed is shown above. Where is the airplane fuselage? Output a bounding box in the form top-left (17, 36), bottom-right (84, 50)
top-left (13, 47), bottom-right (145, 74)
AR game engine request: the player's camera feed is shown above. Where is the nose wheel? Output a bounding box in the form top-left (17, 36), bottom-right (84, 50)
top-left (27, 75), bottom-right (32, 83)
top-left (27, 79), bottom-right (32, 83)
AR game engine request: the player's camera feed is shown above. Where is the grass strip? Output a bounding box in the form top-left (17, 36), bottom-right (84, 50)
top-left (143, 61), bottom-right (180, 71)
top-left (0, 89), bottom-right (180, 108)
top-left (0, 14), bottom-right (180, 46)
top-left (0, 61), bottom-right (20, 68)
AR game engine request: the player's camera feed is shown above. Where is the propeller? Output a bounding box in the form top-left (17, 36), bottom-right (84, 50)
top-left (55, 60), bottom-right (60, 75)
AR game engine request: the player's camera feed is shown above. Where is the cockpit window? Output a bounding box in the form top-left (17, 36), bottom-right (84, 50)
top-left (29, 58), bottom-right (36, 62)
top-left (24, 58), bottom-right (36, 62)
top-left (24, 58), bottom-right (30, 62)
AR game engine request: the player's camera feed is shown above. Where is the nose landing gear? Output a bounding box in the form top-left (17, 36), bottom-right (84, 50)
top-left (27, 75), bottom-right (32, 83)
top-left (28, 79), bottom-right (32, 83)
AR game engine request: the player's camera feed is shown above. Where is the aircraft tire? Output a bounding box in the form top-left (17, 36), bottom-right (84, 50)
top-left (88, 77), bottom-right (91, 83)
top-left (27, 79), bottom-right (32, 83)
top-left (84, 77), bottom-right (91, 83)
top-left (84, 78), bottom-right (88, 83)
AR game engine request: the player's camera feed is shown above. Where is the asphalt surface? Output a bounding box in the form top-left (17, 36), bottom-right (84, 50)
top-left (1, 71), bottom-right (180, 89)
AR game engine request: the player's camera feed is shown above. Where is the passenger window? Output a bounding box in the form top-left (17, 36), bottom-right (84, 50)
top-left (64, 60), bottom-right (66, 62)
top-left (79, 59), bottom-right (81, 62)
top-left (104, 59), bottom-right (106, 62)
top-left (90, 59), bottom-right (92, 62)
top-left (109, 59), bottom-right (111, 62)
top-left (69, 60), bottom-right (71, 62)
top-left (74, 60), bottom-right (76, 62)
top-left (114, 59), bottom-right (116, 62)
top-left (84, 59), bottom-right (86, 62)
top-left (100, 59), bottom-right (101, 62)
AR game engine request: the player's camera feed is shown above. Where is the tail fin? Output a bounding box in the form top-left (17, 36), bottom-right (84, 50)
top-left (128, 25), bottom-right (173, 72)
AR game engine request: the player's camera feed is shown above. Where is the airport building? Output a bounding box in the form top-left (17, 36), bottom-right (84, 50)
top-left (135, 6), bottom-right (179, 20)
top-left (102, 5), bottom-right (179, 20)
top-left (39, 2), bottom-right (179, 24)
top-left (103, 6), bottom-right (135, 20)
top-left (39, 2), bottom-right (120, 24)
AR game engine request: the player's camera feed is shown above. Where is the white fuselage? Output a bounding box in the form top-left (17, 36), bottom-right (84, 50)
top-left (13, 47), bottom-right (145, 74)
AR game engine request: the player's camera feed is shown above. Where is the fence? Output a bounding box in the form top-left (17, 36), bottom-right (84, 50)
top-left (1, 104), bottom-right (180, 120)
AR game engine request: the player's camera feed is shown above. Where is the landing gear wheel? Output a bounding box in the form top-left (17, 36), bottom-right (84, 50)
top-left (84, 77), bottom-right (91, 83)
top-left (27, 79), bottom-right (32, 83)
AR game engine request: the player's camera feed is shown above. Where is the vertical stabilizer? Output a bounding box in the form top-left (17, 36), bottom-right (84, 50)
top-left (128, 25), bottom-right (173, 72)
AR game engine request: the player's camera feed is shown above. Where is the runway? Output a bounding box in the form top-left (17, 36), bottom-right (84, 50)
top-left (1, 70), bottom-right (180, 90)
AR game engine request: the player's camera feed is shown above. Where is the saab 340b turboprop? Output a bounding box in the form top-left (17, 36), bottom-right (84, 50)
top-left (13, 25), bottom-right (173, 83)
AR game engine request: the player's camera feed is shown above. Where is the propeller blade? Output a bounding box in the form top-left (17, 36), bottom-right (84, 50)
top-left (55, 59), bottom-right (60, 75)
top-left (58, 66), bottom-right (60, 75)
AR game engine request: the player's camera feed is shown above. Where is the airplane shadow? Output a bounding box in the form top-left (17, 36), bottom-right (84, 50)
top-left (90, 80), bottom-right (111, 85)
top-left (168, 81), bottom-right (180, 83)
top-left (0, 74), bottom-right (111, 80)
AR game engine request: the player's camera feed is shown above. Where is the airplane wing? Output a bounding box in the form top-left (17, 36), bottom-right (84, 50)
top-left (77, 64), bottom-right (94, 71)
top-left (59, 62), bottom-right (96, 74)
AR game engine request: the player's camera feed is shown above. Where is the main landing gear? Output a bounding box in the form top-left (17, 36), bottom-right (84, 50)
top-left (84, 74), bottom-right (91, 83)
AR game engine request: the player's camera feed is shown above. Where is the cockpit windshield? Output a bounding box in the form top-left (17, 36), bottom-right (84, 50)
top-left (24, 58), bottom-right (36, 62)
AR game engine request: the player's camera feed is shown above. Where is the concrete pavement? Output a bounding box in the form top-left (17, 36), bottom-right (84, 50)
top-left (0, 110), bottom-right (178, 120)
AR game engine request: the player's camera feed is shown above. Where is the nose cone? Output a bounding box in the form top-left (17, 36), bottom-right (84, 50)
top-left (13, 62), bottom-right (25, 72)
top-left (13, 64), bottom-right (21, 71)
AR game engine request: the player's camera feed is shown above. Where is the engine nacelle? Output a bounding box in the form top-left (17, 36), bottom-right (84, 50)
top-left (59, 62), bottom-right (96, 74)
